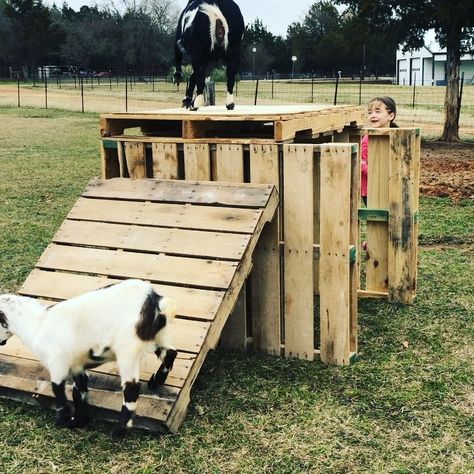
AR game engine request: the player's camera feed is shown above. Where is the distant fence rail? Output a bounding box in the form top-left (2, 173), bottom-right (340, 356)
top-left (1, 73), bottom-right (473, 139)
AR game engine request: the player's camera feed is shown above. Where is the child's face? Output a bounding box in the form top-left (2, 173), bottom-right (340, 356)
top-left (367, 101), bottom-right (395, 128)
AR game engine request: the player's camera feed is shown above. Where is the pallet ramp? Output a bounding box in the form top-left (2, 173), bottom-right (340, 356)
top-left (0, 178), bottom-right (278, 433)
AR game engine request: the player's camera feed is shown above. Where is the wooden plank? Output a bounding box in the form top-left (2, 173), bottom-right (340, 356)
top-left (36, 244), bottom-right (237, 290)
top-left (313, 148), bottom-right (321, 294)
top-left (366, 135), bottom-right (390, 292)
top-left (101, 145), bottom-right (120, 179)
top-left (117, 142), bottom-right (126, 177)
top-left (83, 178), bottom-right (273, 209)
top-left (183, 143), bottom-right (211, 180)
top-left (319, 145), bottom-right (351, 365)
top-left (249, 144), bottom-right (281, 355)
top-left (215, 144), bottom-right (244, 182)
top-left (101, 105), bottom-right (363, 122)
top-left (214, 144), bottom-right (246, 350)
top-left (124, 142), bottom-right (147, 178)
top-left (20, 270), bottom-right (224, 321)
top-left (104, 136), bottom-right (279, 145)
top-left (358, 289), bottom-right (389, 298)
top-left (152, 143), bottom-right (179, 179)
top-left (54, 219), bottom-right (251, 261)
top-left (388, 129), bottom-right (418, 304)
top-left (0, 357), bottom-right (176, 426)
top-left (276, 107), bottom-right (365, 141)
top-left (283, 144), bottom-right (314, 360)
top-left (69, 198), bottom-right (261, 234)
top-left (349, 147), bottom-right (359, 354)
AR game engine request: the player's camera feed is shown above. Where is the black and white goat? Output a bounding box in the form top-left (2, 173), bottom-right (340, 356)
top-left (174, 0), bottom-right (244, 110)
top-left (0, 279), bottom-right (177, 438)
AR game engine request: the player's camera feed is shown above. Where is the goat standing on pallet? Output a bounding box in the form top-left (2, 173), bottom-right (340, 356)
top-left (0, 279), bottom-right (177, 439)
top-left (174, 0), bottom-right (244, 110)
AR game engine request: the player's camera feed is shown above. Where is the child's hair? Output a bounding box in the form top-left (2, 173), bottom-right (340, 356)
top-left (368, 96), bottom-right (398, 128)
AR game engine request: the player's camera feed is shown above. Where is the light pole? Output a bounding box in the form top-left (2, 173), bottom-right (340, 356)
top-left (291, 55), bottom-right (297, 80)
top-left (252, 46), bottom-right (256, 80)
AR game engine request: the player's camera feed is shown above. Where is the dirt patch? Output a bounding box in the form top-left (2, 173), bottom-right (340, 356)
top-left (420, 141), bottom-right (474, 200)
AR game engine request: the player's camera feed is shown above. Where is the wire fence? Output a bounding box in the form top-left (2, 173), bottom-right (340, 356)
top-left (1, 73), bottom-right (473, 139)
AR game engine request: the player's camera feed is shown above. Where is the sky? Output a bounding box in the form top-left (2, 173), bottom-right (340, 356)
top-left (49, 0), bottom-right (315, 37)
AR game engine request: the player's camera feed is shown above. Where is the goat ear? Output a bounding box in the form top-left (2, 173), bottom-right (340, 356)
top-left (0, 310), bottom-right (8, 328)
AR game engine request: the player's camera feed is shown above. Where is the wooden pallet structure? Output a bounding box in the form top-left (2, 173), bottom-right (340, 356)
top-left (0, 104), bottom-right (419, 434)
top-left (0, 177), bottom-right (278, 433)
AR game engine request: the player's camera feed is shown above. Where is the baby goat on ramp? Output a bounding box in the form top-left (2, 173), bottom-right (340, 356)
top-left (0, 279), bottom-right (177, 438)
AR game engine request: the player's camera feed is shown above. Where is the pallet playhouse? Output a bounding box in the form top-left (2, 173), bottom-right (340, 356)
top-left (0, 104), bottom-right (420, 433)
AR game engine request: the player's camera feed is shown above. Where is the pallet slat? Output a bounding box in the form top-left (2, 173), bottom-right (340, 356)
top-left (20, 270), bottom-right (224, 321)
top-left (283, 144), bottom-right (315, 360)
top-left (69, 198), bottom-right (261, 234)
top-left (83, 178), bottom-right (273, 208)
top-left (36, 244), bottom-right (237, 290)
top-left (54, 219), bottom-right (251, 260)
top-left (319, 145), bottom-right (352, 365)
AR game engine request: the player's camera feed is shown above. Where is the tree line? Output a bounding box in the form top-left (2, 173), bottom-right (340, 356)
top-left (0, 0), bottom-right (397, 78)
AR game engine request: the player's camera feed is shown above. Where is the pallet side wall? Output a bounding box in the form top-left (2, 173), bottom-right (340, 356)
top-left (101, 135), bottom-right (358, 364)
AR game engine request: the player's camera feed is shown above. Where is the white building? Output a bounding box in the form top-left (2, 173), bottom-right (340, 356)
top-left (397, 30), bottom-right (474, 86)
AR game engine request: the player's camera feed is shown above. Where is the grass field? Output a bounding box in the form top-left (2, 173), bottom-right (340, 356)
top-left (0, 106), bottom-right (473, 473)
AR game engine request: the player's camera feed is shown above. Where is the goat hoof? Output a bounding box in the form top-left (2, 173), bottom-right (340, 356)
top-left (55, 409), bottom-right (72, 428)
top-left (226, 103), bottom-right (235, 110)
top-left (111, 425), bottom-right (128, 440)
top-left (173, 72), bottom-right (182, 86)
top-left (68, 416), bottom-right (89, 429)
top-left (182, 97), bottom-right (193, 109)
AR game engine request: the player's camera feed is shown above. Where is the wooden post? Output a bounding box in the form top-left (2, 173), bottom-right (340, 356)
top-left (387, 129), bottom-right (420, 304)
top-left (283, 144), bottom-right (314, 360)
top-left (215, 144), bottom-right (247, 350)
top-left (123, 142), bottom-right (147, 178)
top-left (366, 135), bottom-right (390, 292)
top-left (319, 144), bottom-right (352, 365)
top-left (349, 145), bottom-right (359, 354)
top-left (183, 143), bottom-right (211, 180)
top-left (152, 143), bottom-right (179, 179)
top-left (249, 144), bottom-right (281, 355)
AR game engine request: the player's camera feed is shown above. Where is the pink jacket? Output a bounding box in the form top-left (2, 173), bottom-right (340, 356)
top-left (361, 135), bottom-right (368, 198)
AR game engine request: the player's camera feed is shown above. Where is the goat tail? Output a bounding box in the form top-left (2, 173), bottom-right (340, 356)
top-left (159, 297), bottom-right (177, 319)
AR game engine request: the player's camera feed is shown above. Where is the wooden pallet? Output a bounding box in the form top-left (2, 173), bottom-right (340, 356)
top-left (0, 178), bottom-right (278, 433)
top-left (100, 105), bottom-right (365, 142)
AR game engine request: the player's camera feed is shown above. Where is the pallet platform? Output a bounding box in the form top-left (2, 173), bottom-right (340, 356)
top-left (0, 178), bottom-right (278, 433)
top-left (100, 105), bottom-right (365, 142)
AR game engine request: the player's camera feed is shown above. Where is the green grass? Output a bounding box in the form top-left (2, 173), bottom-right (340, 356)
top-left (0, 106), bottom-right (473, 473)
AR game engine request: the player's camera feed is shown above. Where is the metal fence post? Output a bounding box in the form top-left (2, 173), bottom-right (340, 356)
top-left (17, 76), bottom-right (20, 107)
top-left (334, 75), bottom-right (339, 105)
top-left (80, 77), bottom-right (84, 113)
top-left (272, 70), bottom-right (274, 99)
top-left (125, 75), bottom-right (128, 112)
top-left (44, 75), bottom-right (48, 109)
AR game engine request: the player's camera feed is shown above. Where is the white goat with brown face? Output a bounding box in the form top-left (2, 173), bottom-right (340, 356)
top-left (0, 279), bottom-right (177, 439)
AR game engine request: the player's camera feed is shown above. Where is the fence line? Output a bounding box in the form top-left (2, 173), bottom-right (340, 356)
top-left (1, 74), bottom-right (473, 139)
